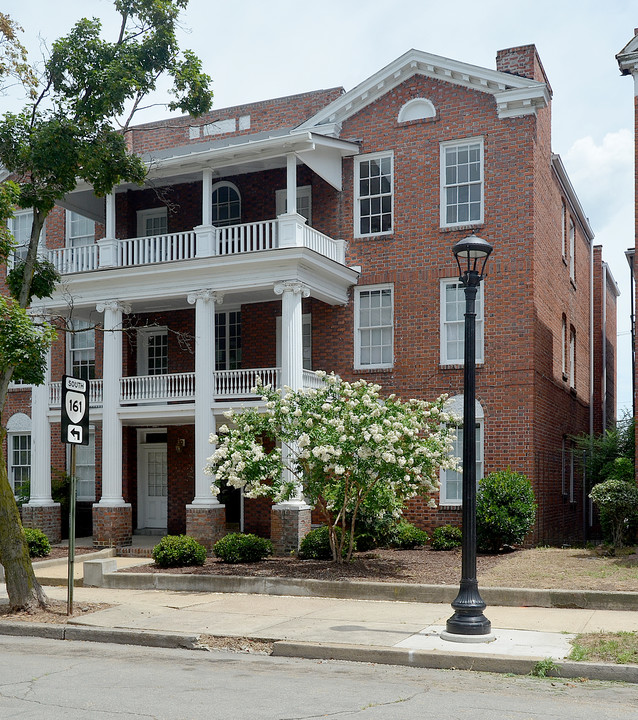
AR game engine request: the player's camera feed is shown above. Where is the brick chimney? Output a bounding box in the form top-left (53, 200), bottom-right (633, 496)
top-left (496, 44), bottom-right (552, 94)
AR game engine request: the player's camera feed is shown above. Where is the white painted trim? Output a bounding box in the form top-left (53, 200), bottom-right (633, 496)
top-left (354, 284), bottom-right (394, 370)
top-left (398, 97), bottom-right (436, 122)
top-left (136, 428), bottom-right (168, 529)
top-left (276, 185), bottom-right (312, 224)
top-left (354, 151), bottom-right (394, 238)
top-left (440, 137), bottom-right (484, 229)
top-left (440, 278), bottom-right (484, 365)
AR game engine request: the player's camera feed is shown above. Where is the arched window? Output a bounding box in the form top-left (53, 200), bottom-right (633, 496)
top-left (212, 181), bottom-right (241, 226)
top-left (440, 395), bottom-right (484, 506)
top-left (397, 98), bottom-right (436, 123)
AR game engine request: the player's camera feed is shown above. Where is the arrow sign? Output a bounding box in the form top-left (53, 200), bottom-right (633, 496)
top-left (61, 375), bottom-right (89, 446)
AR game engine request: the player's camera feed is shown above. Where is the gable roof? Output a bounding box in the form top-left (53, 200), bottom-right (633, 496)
top-left (298, 48), bottom-right (550, 135)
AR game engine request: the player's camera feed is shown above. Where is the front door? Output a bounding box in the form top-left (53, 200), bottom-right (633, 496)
top-left (137, 430), bottom-right (168, 529)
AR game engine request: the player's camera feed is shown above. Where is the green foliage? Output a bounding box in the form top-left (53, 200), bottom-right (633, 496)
top-left (0, 181), bottom-right (20, 260)
top-left (529, 658), bottom-right (560, 678)
top-left (212, 533), bottom-right (273, 564)
top-left (152, 534), bottom-right (207, 568)
top-left (24, 527), bottom-right (51, 558)
top-left (390, 522), bottom-right (429, 550)
top-left (0, 296), bottom-right (56, 384)
top-left (476, 469), bottom-right (537, 553)
top-left (431, 524), bottom-right (462, 551)
top-left (207, 374), bottom-right (456, 562)
top-left (6, 258), bottom-right (60, 304)
top-left (568, 631), bottom-right (638, 665)
top-left (590, 479), bottom-right (638, 549)
top-left (298, 526), bottom-right (352, 559)
top-left (351, 510), bottom-right (399, 551)
top-left (573, 415), bottom-right (635, 487)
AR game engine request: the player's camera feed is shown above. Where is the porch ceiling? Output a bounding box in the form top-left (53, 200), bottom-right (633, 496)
top-left (63, 131), bottom-right (360, 222)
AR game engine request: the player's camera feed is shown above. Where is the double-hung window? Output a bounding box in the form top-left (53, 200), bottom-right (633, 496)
top-left (216, 311), bottom-right (242, 370)
top-left (440, 279), bottom-right (484, 365)
top-left (137, 208), bottom-right (168, 237)
top-left (441, 422), bottom-right (483, 505)
top-left (354, 153), bottom-right (393, 237)
top-left (66, 211), bottom-right (95, 247)
top-left (75, 428), bottom-right (96, 501)
top-left (354, 285), bottom-right (393, 369)
top-left (212, 182), bottom-right (241, 226)
top-left (7, 210), bottom-right (44, 267)
top-left (441, 139), bottom-right (483, 227)
top-left (69, 319), bottom-right (96, 380)
top-left (10, 433), bottom-right (31, 499)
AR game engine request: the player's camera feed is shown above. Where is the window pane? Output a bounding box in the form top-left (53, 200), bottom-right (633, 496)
top-left (357, 155), bottom-right (392, 235)
top-left (357, 287), bottom-right (393, 367)
top-left (443, 142), bottom-right (483, 226)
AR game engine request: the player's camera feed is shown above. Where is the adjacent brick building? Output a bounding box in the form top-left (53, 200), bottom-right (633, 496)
top-left (5, 44), bottom-right (616, 550)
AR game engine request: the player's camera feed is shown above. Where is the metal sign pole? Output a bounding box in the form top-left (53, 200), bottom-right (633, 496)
top-left (67, 444), bottom-right (77, 616)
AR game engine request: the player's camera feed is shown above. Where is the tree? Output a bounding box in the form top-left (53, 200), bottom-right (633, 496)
top-left (206, 374), bottom-right (457, 563)
top-left (0, 12), bottom-right (37, 96)
top-left (573, 414), bottom-right (635, 488)
top-left (0, 1), bottom-right (213, 610)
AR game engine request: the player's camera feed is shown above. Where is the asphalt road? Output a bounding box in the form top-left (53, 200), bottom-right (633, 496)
top-left (1, 636), bottom-right (637, 719)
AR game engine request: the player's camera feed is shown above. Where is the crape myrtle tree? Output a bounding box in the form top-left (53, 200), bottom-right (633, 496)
top-left (206, 373), bottom-right (458, 563)
top-left (0, 0), bottom-right (213, 610)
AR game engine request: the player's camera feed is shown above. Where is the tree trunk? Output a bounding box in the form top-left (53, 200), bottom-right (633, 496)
top-left (0, 432), bottom-right (48, 610)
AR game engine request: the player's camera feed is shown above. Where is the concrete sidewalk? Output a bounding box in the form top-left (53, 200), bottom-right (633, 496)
top-left (1, 554), bottom-right (637, 683)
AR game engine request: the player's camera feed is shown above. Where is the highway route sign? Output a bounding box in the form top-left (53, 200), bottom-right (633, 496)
top-left (61, 375), bottom-right (89, 445)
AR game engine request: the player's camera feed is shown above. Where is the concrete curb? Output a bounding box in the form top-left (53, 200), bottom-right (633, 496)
top-left (85, 568), bottom-right (638, 611)
top-left (0, 621), bottom-right (200, 650)
top-left (0, 548), bottom-right (115, 582)
top-left (271, 641), bottom-right (638, 683)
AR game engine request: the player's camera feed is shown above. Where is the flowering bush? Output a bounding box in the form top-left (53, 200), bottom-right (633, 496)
top-left (205, 373), bottom-right (457, 562)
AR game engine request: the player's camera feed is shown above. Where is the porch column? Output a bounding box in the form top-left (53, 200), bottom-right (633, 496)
top-left (22, 344), bottom-right (61, 544)
top-left (98, 193), bottom-right (119, 268)
top-left (195, 169), bottom-right (216, 258)
top-left (286, 153), bottom-right (297, 216)
top-left (271, 281), bottom-right (312, 554)
top-left (93, 300), bottom-right (132, 547)
top-left (185, 289), bottom-right (226, 550)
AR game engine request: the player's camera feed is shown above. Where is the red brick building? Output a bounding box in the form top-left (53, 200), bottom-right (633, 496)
top-left (5, 44), bottom-right (616, 550)
top-left (617, 32), bottom-right (638, 481)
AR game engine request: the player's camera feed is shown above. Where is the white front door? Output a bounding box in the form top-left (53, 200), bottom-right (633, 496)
top-left (137, 432), bottom-right (168, 529)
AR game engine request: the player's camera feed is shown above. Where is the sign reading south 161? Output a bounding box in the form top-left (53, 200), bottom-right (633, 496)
top-left (61, 375), bottom-right (90, 445)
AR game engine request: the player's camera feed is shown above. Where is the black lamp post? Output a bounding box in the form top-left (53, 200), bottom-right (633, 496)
top-left (444, 233), bottom-right (493, 638)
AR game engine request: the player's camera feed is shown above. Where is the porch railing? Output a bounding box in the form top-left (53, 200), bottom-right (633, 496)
top-left (301, 226), bottom-right (345, 264)
top-left (214, 367), bottom-right (281, 398)
top-left (47, 245), bottom-right (100, 274)
top-left (119, 372), bottom-right (196, 404)
top-left (216, 220), bottom-right (277, 255)
top-left (119, 232), bottom-right (197, 266)
top-left (49, 379), bottom-right (103, 407)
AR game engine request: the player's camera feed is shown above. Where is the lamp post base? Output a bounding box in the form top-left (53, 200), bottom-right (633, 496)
top-left (445, 578), bottom-right (492, 637)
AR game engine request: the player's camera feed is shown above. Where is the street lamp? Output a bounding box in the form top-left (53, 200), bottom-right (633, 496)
top-left (443, 232), bottom-right (493, 640)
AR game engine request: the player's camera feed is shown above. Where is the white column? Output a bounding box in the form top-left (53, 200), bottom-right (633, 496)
top-left (26, 348), bottom-right (53, 506)
top-left (202, 168), bottom-right (213, 226)
top-left (98, 193), bottom-right (119, 268)
top-left (96, 300), bottom-right (130, 505)
top-left (274, 281), bottom-right (309, 392)
top-left (195, 169), bottom-right (216, 258)
top-left (187, 289), bottom-right (223, 505)
top-left (286, 153), bottom-right (297, 216)
top-left (274, 281), bottom-right (310, 505)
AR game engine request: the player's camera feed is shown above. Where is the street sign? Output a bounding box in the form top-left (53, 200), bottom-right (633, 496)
top-left (61, 375), bottom-right (89, 445)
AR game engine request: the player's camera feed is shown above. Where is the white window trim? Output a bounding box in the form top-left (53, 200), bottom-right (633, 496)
top-left (65, 210), bottom-right (95, 247)
top-left (7, 413), bottom-right (32, 498)
top-left (137, 327), bottom-right (169, 376)
top-left (211, 180), bottom-right (241, 227)
top-left (354, 284), bottom-right (394, 370)
top-left (440, 137), bottom-right (484, 229)
top-left (216, 309), bottom-right (242, 371)
top-left (137, 207), bottom-right (168, 238)
top-left (440, 278), bottom-right (484, 365)
top-left (67, 318), bottom-right (96, 380)
top-left (439, 396), bottom-right (484, 507)
top-left (569, 326), bottom-right (576, 389)
top-left (275, 185), bottom-right (312, 224)
top-left (7, 210), bottom-right (46, 268)
top-left (397, 98), bottom-right (436, 123)
top-left (561, 314), bottom-right (567, 378)
top-left (568, 217), bottom-right (575, 282)
top-left (354, 151), bottom-right (394, 238)
top-left (561, 201), bottom-right (567, 258)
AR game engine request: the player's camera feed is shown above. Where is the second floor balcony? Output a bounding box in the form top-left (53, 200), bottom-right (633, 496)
top-left (47, 217), bottom-right (345, 276)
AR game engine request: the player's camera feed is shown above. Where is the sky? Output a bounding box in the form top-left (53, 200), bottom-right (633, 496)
top-left (2, 0), bottom-right (636, 418)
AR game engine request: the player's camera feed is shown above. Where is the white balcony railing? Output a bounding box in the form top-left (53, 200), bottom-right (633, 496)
top-left (49, 379), bottom-right (103, 407)
top-left (119, 232), bottom-right (197, 266)
top-left (48, 369), bottom-right (325, 407)
top-left (48, 245), bottom-right (100, 273)
top-left (119, 373), bottom-right (196, 404)
top-left (214, 368), bottom-right (281, 399)
top-left (47, 217), bottom-right (345, 275)
top-left (216, 220), bottom-right (277, 255)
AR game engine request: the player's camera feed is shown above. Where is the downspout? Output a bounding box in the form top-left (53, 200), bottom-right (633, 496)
top-left (586, 238), bottom-right (594, 543)
top-left (602, 262), bottom-right (608, 430)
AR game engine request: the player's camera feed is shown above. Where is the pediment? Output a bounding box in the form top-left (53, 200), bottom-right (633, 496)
top-left (299, 48), bottom-right (550, 134)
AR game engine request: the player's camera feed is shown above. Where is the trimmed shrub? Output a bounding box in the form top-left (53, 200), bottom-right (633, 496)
top-left (152, 535), bottom-right (207, 568)
top-left (298, 526), bottom-right (353, 559)
top-left (390, 522), bottom-right (429, 550)
top-left (213, 533), bottom-right (273, 564)
top-left (24, 528), bottom-right (51, 558)
top-left (352, 511), bottom-right (398, 551)
top-left (476, 469), bottom-right (537, 553)
top-left (431, 524), bottom-right (462, 551)
top-left (590, 479), bottom-right (638, 549)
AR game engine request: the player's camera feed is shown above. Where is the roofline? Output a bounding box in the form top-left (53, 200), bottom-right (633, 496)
top-left (551, 154), bottom-right (595, 242)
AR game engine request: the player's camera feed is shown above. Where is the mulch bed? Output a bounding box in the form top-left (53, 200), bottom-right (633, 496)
top-left (122, 547), bottom-right (503, 585)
